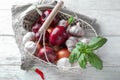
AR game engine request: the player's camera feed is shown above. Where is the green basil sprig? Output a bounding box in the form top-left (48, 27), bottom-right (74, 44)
top-left (69, 36), bottom-right (107, 70)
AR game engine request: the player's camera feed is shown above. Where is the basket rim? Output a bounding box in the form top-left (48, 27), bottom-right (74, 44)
top-left (21, 4), bottom-right (98, 71)
top-left (22, 4), bottom-right (98, 36)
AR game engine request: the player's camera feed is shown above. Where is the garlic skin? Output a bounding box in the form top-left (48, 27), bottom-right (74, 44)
top-left (72, 62), bottom-right (79, 67)
top-left (57, 58), bottom-right (71, 68)
top-left (66, 37), bottom-right (90, 52)
top-left (78, 38), bottom-right (90, 44)
top-left (68, 22), bottom-right (85, 37)
top-left (58, 19), bottom-right (67, 27)
top-left (24, 41), bottom-right (36, 54)
top-left (65, 36), bottom-right (79, 52)
top-left (22, 32), bottom-right (35, 44)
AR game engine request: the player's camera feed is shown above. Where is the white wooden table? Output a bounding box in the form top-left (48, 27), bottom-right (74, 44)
top-left (0, 0), bottom-right (120, 80)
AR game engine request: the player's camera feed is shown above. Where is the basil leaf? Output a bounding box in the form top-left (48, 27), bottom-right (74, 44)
top-left (88, 36), bottom-right (107, 50)
top-left (69, 48), bottom-right (81, 63)
top-left (76, 42), bottom-right (86, 51)
top-left (85, 48), bottom-right (93, 54)
top-left (88, 53), bottom-right (103, 70)
top-left (68, 16), bottom-right (74, 24)
top-left (78, 53), bottom-right (87, 69)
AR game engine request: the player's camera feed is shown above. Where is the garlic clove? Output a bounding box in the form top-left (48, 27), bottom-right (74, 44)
top-left (68, 22), bottom-right (85, 37)
top-left (22, 32), bottom-right (35, 44)
top-left (58, 19), bottom-right (67, 27)
top-left (65, 36), bottom-right (79, 52)
top-left (24, 41), bottom-right (36, 54)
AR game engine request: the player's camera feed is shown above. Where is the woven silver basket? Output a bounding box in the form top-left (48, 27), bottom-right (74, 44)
top-left (12, 1), bottom-right (97, 80)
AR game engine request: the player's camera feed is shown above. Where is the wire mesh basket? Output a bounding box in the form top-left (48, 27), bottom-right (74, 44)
top-left (12, 1), bottom-right (97, 80)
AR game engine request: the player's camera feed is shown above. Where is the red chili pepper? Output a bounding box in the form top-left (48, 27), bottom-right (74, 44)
top-left (35, 68), bottom-right (45, 80)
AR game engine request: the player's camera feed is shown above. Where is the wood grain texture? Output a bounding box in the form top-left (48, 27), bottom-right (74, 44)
top-left (75, 10), bottom-right (120, 36)
top-left (0, 36), bottom-right (21, 65)
top-left (0, 10), bottom-right (14, 35)
top-left (64, 0), bottom-right (120, 10)
top-left (82, 66), bottom-right (120, 80)
top-left (1, 10), bottom-right (120, 36)
top-left (0, 0), bottom-right (39, 9)
top-left (0, 0), bottom-right (120, 80)
top-left (1, 66), bottom-right (119, 80)
top-left (0, 36), bottom-right (120, 66)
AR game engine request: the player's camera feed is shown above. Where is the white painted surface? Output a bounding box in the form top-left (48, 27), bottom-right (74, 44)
top-left (0, 0), bottom-right (120, 80)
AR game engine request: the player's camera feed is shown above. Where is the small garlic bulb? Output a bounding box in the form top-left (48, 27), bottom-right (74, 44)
top-left (58, 19), bottom-right (67, 27)
top-left (69, 22), bottom-right (85, 37)
top-left (22, 32), bottom-right (35, 44)
top-left (57, 58), bottom-right (71, 68)
top-left (24, 41), bottom-right (36, 54)
top-left (65, 36), bottom-right (79, 52)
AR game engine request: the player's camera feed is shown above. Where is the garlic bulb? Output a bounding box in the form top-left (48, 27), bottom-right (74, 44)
top-left (65, 36), bottom-right (79, 52)
top-left (66, 36), bottom-right (90, 52)
top-left (68, 22), bottom-right (85, 37)
top-left (22, 32), bottom-right (35, 44)
top-left (24, 41), bottom-right (36, 54)
top-left (57, 58), bottom-right (71, 67)
top-left (58, 19), bottom-right (67, 27)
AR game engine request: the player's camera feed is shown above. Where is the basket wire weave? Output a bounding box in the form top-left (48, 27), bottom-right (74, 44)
top-left (12, 2), bottom-right (98, 79)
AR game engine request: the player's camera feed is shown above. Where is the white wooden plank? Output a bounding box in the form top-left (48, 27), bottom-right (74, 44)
top-left (0, 0), bottom-right (39, 10)
top-left (0, 36), bottom-right (120, 79)
top-left (70, 10), bottom-right (120, 36)
top-left (14, 66), bottom-right (120, 80)
top-left (0, 36), bottom-right (120, 66)
top-left (0, 66), bottom-right (23, 80)
top-left (0, 66), bottom-right (120, 80)
top-left (0, 0), bottom-right (120, 10)
top-left (64, 0), bottom-right (120, 10)
top-left (8, 9), bottom-right (120, 36)
top-left (0, 65), bottom-right (120, 80)
top-left (0, 10), bottom-right (14, 35)
top-left (96, 36), bottom-right (120, 66)
top-left (0, 36), bottom-right (21, 65)
top-left (0, 66), bottom-right (41, 80)
top-left (0, 2), bottom-right (119, 36)
top-left (82, 66), bottom-right (120, 80)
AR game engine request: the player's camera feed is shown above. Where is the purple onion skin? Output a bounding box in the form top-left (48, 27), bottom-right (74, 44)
top-left (49, 26), bottom-right (68, 46)
top-left (37, 47), bottom-right (56, 63)
top-left (32, 23), bottom-right (41, 33)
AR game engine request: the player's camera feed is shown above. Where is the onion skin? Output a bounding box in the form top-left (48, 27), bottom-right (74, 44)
top-left (32, 23), bottom-right (41, 33)
top-left (40, 9), bottom-right (59, 26)
top-left (57, 48), bottom-right (70, 60)
top-left (37, 47), bottom-right (56, 63)
top-left (47, 27), bottom-right (54, 34)
top-left (49, 26), bottom-right (68, 46)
